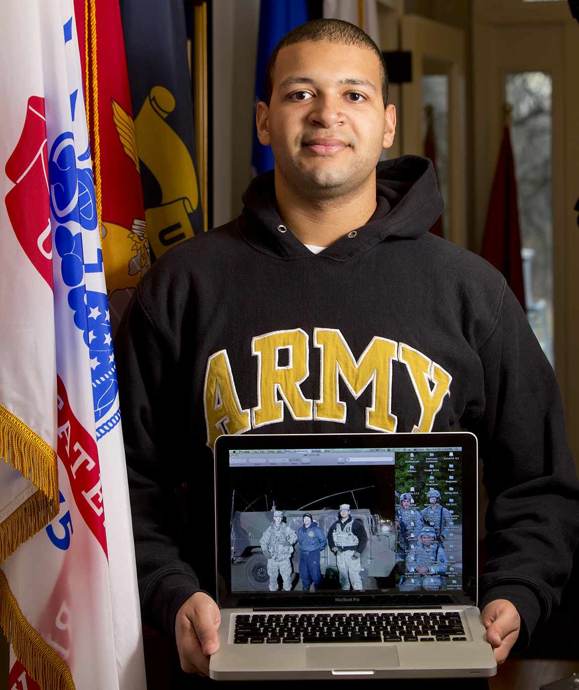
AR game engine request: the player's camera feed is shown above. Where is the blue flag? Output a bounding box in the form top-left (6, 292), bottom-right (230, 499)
top-left (252, 0), bottom-right (309, 175)
top-left (120, 0), bottom-right (204, 258)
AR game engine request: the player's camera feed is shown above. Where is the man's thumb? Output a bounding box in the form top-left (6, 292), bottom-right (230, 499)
top-left (192, 604), bottom-right (220, 655)
top-left (482, 605), bottom-right (516, 645)
top-left (481, 603), bottom-right (502, 643)
top-left (195, 618), bottom-right (219, 656)
top-left (484, 621), bottom-right (503, 647)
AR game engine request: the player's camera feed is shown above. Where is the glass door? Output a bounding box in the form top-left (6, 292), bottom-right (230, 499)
top-left (473, 0), bottom-right (579, 462)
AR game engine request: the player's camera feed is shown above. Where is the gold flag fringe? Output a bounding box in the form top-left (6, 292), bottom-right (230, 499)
top-left (0, 404), bottom-right (59, 561)
top-left (0, 490), bottom-right (57, 566)
top-left (0, 570), bottom-right (75, 690)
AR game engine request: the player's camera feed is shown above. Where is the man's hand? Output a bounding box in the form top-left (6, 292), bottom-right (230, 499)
top-left (481, 599), bottom-right (521, 664)
top-left (175, 592), bottom-right (221, 676)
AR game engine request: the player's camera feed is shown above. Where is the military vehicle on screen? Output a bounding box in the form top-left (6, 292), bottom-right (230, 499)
top-left (231, 501), bottom-right (396, 591)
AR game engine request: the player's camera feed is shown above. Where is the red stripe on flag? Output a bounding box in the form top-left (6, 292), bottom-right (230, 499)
top-left (57, 376), bottom-right (108, 556)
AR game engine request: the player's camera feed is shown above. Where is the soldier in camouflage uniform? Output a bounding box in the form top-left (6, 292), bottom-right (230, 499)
top-left (401, 526), bottom-right (448, 591)
top-left (327, 504), bottom-right (368, 591)
top-left (397, 492), bottom-right (423, 561)
top-left (421, 488), bottom-right (452, 542)
top-left (259, 510), bottom-right (297, 591)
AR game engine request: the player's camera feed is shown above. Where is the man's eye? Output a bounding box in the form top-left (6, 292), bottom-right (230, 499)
top-left (346, 92), bottom-right (366, 102)
top-left (288, 91), bottom-right (313, 101)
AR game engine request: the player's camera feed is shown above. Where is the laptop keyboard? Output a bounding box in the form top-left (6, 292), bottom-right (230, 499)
top-left (233, 611), bottom-right (466, 644)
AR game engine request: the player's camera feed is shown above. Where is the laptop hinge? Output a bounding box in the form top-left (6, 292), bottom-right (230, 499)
top-left (252, 604), bottom-right (444, 612)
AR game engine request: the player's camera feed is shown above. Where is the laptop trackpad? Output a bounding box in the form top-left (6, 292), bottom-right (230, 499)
top-left (306, 646), bottom-right (399, 670)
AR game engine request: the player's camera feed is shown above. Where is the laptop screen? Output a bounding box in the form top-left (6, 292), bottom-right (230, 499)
top-left (215, 433), bottom-right (477, 608)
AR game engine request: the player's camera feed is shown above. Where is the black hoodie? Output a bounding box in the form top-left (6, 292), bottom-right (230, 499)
top-left (115, 155), bottom-right (579, 645)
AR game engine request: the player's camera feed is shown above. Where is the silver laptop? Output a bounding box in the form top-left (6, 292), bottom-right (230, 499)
top-left (210, 432), bottom-right (496, 680)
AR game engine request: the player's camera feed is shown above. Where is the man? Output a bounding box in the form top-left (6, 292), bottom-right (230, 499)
top-left (327, 504), bottom-right (368, 591)
top-left (259, 510), bottom-right (297, 592)
top-left (421, 488), bottom-right (453, 542)
top-left (115, 18), bottom-right (579, 679)
top-left (401, 526), bottom-right (448, 592)
top-left (397, 491), bottom-right (423, 560)
top-left (296, 513), bottom-right (327, 591)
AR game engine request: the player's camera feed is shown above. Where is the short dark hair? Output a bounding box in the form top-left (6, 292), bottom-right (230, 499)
top-left (264, 18), bottom-right (389, 105)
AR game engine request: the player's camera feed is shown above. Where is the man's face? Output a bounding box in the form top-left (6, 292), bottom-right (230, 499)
top-left (429, 496), bottom-right (438, 505)
top-left (340, 509), bottom-right (350, 520)
top-left (421, 534), bottom-right (435, 546)
top-left (256, 40), bottom-right (396, 201)
top-left (401, 499), bottom-right (410, 509)
top-left (303, 516), bottom-right (312, 528)
top-left (274, 515), bottom-right (282, 526)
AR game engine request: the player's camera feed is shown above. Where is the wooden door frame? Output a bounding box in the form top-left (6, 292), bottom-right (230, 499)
top-left (401, 15), bottom-right (467, 247)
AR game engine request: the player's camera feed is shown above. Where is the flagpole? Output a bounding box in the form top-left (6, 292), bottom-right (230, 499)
top-left (86, 0), bottom-right (103, 223)
top-left (358, 0), bottom-right (366, 31)
top-left (194, 0), bottom-right (208, 231)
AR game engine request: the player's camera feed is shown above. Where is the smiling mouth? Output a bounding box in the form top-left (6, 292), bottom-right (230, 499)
top-left (303, 139), bottom-right (349, 156)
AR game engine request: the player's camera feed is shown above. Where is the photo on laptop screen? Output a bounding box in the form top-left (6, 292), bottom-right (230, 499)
top-left (227, 444), bottom-right (463, 596)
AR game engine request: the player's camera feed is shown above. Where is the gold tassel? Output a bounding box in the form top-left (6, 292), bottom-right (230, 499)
top-left (0, 404), bottom-right (59, 561)
top-left (0, 490), bottom-right (57, 564)
top-left (0, 570), bottom-right (75, 690)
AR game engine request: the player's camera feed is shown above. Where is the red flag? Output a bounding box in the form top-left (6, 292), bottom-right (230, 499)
top-left (481, 125), bottom-right (526, 309)
top-left (423, 106), bottom-right (444, 238)
top-left (75, 0), bottom-right (150, 333)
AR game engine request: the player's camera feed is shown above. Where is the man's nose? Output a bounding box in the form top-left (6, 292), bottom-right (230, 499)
top-left (307, 95), bottom-right (343, 128)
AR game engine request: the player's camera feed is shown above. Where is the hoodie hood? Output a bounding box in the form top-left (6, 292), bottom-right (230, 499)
top-left (240, 155), bottom-right (444, 261)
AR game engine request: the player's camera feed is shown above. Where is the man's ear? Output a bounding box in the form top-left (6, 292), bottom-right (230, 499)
top-left (382, 104), bottom-right (397, 149)
top-left (256, 101), bottom-right (271, 146)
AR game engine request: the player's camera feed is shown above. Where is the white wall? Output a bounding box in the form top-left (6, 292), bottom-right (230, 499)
top-left (212, 0), bottom-right (260, 227)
